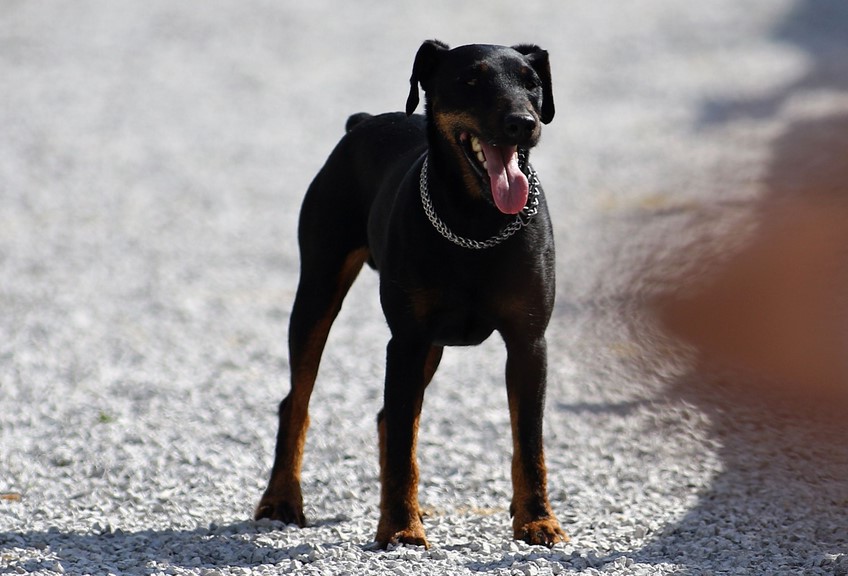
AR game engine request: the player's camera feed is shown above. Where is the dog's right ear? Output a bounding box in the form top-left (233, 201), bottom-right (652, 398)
top-left (406, 39), bottom-right (450, 116)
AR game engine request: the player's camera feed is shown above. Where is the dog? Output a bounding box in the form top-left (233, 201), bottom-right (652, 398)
top-left (255, 40), bottom-right (565, 549)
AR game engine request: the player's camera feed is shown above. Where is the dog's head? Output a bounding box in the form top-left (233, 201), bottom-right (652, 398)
top-left (406, 41), bottom-right (555, 214)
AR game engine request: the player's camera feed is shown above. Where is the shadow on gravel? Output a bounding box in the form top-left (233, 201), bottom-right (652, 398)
top-left (0, 521), bottom-right (345, 575)
top-left (631, 5), bottom-right (848, 571)
top-left (632, 376), bottom-right (848, 574)
top-left (698, 0), bottom-right (848, 125)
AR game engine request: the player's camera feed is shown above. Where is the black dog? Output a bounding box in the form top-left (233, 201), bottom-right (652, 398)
top-left (256, 40), bottom-right (565, 549)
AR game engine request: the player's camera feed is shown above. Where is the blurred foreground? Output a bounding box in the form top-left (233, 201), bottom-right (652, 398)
top-left (655, 114), bottom-right (848, 403)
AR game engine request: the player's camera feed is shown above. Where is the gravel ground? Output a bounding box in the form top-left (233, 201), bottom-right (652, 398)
top-left (2, 1), bottom-right (848, 575)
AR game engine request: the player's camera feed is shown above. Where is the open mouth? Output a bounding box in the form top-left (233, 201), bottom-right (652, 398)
top-left (459, 132), bottom-right (530, 215)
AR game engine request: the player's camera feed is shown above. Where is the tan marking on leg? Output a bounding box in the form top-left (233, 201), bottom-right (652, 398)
top-left (376, 410), bottom-right (428, 548)
top-left (374, 344), bottom-right (441, 549)
top-left (257, 247), bottom-right (370, 525)
top-left (504, 339), bottom-right (568, 547)
top-left (508, 409), bottom-right (568, 546)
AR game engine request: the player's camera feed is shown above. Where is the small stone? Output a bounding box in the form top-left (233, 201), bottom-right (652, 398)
top-left (250, 549), bottom-right (267, 564)
top-left (513, 563), bottom-right (540, 576)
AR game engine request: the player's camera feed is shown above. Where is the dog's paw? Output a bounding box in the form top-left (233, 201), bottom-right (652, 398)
top-left (375, 520), bottom-right (429, 550)
top-left (514, 517), bottom-right (568, 548)
top-left (254, 498), bottom-right (306, 527)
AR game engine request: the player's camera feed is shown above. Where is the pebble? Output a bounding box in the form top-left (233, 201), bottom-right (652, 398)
top-left (513, 563), bottom-right (540, 576)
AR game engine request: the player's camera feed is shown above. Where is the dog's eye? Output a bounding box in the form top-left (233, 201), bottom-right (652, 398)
top-left (519, 67), bottom-right (540, 91)
top-left (457, 66), bottom-right (485, 89)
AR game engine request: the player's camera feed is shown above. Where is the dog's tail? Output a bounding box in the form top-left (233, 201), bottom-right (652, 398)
top-left (345, 112), bottom-right (373, 133)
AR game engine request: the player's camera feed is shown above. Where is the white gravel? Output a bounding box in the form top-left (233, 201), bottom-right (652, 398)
top-left (2, 1), bottom-right (848, 575)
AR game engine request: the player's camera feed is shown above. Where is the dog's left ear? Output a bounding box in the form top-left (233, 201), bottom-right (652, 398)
top-left (406, 39), bottom-right (450, 116)
top-left (513, 44), bottom-right (555, 124)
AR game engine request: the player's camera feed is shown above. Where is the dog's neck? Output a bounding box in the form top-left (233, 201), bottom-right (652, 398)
top-left (418, 153), bottom-right (541, 250)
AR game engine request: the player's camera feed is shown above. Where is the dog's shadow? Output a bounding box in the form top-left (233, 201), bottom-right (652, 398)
top-left (1, 523), bottom-right (259, 575)
top-left (0, 520), bottom-right (361, 575)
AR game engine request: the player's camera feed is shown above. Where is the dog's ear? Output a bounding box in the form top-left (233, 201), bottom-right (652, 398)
top-left (406, 39), bottom-right (450, 116)
top-left (513, 44), bottom-right (555, 124)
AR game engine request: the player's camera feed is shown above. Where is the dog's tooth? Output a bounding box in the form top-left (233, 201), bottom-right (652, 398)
top-left (476, 151), bottom-right (486, 164)
top-left (471, 136), bottom-right (481, 152)
top-left (482, 160), bottom-right (488, 170)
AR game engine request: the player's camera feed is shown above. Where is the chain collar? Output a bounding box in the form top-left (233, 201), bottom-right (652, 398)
top-left (418, 150), bottom-right (541, 250)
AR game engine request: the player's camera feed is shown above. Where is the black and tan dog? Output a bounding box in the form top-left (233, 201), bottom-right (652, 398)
top-left (256, 40), bottom-right (565, 549)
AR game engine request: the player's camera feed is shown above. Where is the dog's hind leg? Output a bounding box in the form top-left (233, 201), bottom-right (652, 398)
top-left (256, 194), bottom-right (370, 525)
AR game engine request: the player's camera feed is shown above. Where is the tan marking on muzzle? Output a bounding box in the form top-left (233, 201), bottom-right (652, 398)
top-left (432, 110), bottom-right (486, 197)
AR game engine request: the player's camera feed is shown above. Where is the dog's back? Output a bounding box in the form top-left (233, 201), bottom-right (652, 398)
top-left (297, 112), bottom-right (427, 264)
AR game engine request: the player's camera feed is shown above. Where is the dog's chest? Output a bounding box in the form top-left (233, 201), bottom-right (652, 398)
top-left (405, 277), bottom-right (499, 346)
top-left (429, 304), bottom-right (495, 347)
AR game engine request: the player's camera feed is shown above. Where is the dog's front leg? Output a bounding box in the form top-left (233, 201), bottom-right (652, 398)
top-left (504, 335), bottom-right (568, 547)
top-left (375, 337), bottom-right (436, 549)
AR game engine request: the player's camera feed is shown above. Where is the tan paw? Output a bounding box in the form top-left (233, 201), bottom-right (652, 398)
top-left (254, 493), bottom-right (306, 527)
top-left (375, 519), bottom-right (429, 549)
top-left (514, 517), bottom-right (568, 547)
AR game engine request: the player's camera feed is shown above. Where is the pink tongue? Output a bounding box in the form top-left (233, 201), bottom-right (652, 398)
top-left (480, 142), bottom-right (529, 214)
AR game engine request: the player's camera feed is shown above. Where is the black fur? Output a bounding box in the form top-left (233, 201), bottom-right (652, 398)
top-left (256, 41), bottom-right (565, 550)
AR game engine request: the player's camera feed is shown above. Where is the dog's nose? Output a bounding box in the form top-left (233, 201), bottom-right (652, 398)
top-left (503, 113), bottom-right (537, 141)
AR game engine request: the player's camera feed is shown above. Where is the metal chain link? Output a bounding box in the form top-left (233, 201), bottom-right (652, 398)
top-left (419, 151), bottom-right (541, 250)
